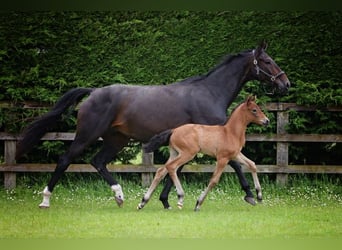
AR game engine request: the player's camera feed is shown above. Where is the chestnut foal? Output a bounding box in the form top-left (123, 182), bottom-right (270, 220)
top-left (138, 96), bottom-right (269, 211)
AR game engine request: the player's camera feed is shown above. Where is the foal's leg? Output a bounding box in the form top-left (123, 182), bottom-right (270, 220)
top-left (166, 149), bottom-right (196, 209)
top-left (91, 132), bottom-right (129, 207)
top-left (159, 165), bottom-right (184, 209)
top-left (137, 167), bottom-right (169, 210)
top-left (194, 158), bottom-right (228, 211)
top-left (229, 160), bottom-right (256, 205)
top-left (138, 147), bottom-right (179, 210)
top-left (235, 153), bottom-right (262, 202)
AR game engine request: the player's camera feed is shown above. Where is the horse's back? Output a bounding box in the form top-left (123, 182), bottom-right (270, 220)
top-left (77, 82), bottom-right (227, 142)
top-left (77, 84), bottom-right (192, 140)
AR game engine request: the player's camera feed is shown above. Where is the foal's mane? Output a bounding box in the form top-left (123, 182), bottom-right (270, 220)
top-left (224, 101), bottom-right (246, 124)
top-left (179, 49), bottom-right (252, 84)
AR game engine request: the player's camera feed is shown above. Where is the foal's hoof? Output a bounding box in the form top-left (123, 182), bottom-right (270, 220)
top-left (137, 204), bottom-right (143, 210)
top-left (257, 197), bottom-right (263, 203)
top-left (115, 196), bottom-right (124, 207)
top-left (177, 203), bottom-right (183, 210)
top-left (244, 196), bottom-right (256, 206)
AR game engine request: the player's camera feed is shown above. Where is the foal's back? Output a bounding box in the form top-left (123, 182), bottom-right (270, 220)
top-left (169, 123), bottom-right (238, 159)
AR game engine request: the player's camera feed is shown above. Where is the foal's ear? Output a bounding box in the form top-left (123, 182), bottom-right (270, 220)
top-left (254, 40), bottom-right (268, 57)
top-left (246, 95), bottom-right (256, 104)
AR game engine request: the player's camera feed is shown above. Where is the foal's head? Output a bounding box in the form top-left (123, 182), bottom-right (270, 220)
top-left (243, 95), bottom-right (269, 126)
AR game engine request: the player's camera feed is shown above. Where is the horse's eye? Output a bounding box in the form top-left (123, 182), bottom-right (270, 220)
top-left (264, 60), bottom-right (271, 64)
top-left (252, 109), bottom-right (257, 114)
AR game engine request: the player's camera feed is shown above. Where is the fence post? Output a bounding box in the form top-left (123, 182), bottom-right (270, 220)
top-left (276, 110), bottom-right (289, 185)
top-left (4, 140), bottom-right (16, 189)
top-left (141, 148), bottom-right (154, 187)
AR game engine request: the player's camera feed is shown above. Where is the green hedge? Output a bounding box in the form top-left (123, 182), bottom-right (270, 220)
top-left (0, 11), bottom-right (341, 165)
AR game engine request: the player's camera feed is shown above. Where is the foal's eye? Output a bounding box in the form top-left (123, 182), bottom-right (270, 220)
top-left (252, 109), bottom-right (257, 114)
top-left (264, 60), bottom-right (271, 65)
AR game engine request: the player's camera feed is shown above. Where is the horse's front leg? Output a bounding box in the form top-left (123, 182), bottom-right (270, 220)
top-left (235, 153), bottom-right (262, 202)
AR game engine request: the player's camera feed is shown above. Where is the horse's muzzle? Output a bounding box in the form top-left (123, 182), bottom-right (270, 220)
top-left (278, 77), bottom-right (291, 95)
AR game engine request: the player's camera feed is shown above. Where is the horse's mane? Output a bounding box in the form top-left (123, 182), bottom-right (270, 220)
top-left (178, 49), bottom-right (252, 84)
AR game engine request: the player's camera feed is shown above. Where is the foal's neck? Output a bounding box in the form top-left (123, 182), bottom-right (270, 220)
top-left (224, 105), bottom-right (250, 143)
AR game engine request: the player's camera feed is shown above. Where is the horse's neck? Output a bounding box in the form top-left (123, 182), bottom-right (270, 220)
top-left (224, 107), bottom-right (249, 145)
top-left (206, 55), bottom-right (253, 108)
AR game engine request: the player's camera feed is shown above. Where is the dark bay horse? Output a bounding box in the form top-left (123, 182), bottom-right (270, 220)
top-left (138, 96), bottom-right (269, 211)
top-left (15, 41), bottom-right (290, 208)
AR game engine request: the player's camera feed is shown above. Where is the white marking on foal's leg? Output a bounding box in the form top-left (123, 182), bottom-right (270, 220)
top-left (111, 184), bottom-right (124, 207)
top-left (39, 186), bottom-right (51, 208)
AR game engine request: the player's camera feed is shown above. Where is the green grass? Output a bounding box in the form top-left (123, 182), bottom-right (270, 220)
top-left (0, 174), bottom-right (341, 239)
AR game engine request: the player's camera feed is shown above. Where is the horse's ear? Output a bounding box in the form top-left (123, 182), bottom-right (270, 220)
top-left (260, 40), bottom-right (268, 50)
top-left (254, 40), bottom-right (267, 57)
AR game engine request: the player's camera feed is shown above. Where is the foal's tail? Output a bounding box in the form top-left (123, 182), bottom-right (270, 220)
top-left (16, 88), bottom-right (93, 160)
top-left (143, 129), bottom-right (173, 153)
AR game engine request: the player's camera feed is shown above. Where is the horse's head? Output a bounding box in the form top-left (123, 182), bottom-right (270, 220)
top-left (245, 95), bottom-right (269, 126)
top-left (252, 41), bottom-right (290, 95)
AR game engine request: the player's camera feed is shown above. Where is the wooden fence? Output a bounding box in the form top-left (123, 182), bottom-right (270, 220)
top-left (1, 102), bottom-right (341, 189)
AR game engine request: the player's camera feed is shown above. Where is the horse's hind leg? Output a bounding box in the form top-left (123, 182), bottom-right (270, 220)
top-left (39, 135), bottom-right (95, 208)
top-left (39, 105), bottom-right (113, 208)
top-left (229, 160), bottom-right (256, 206)
top-left (91, 132), bottom-right (129, 207)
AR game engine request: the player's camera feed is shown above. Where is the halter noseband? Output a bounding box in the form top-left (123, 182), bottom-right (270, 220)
top-left (252, 50), bottom-right (285, 82)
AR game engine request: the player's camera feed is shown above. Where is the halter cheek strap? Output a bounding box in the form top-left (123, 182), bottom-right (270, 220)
top-left (252, 50), bottom-right (285, 82)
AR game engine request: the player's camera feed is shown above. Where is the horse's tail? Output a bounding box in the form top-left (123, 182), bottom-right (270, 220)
top-left (143, 129), bottom-right (173, 153)
top-left (16, 87), bottom-right (93, 160)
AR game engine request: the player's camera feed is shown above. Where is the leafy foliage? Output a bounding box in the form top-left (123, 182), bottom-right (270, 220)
top-left (0, 11), bottom-right (341, 165)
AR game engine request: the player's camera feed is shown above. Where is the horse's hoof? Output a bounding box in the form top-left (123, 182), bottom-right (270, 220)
top-left (177, 203), bottom-right (183, 209)
top-left (244, 196), bottom-right (256, 206)
top-left (38, 204), bottom-right (50, 209)
top-left (137, 204), bottom-right (143, 210)
top-left (115, 196), bottom-right (124, 207)
top-left (164, 206), bottom-right (172, 210)
top-left (257, 197), bottom-right (263, 203)
top-left (160, 200), bottom-right (171, 209)
top-left (194, 207), bottom-right (200, 212)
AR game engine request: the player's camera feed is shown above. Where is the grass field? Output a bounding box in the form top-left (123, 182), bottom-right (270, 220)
top-left (0, 173), bottom-right (341, 240)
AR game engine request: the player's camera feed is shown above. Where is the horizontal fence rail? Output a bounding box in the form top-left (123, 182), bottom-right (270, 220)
top-left (1, 102), bottom-right (341, 188)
